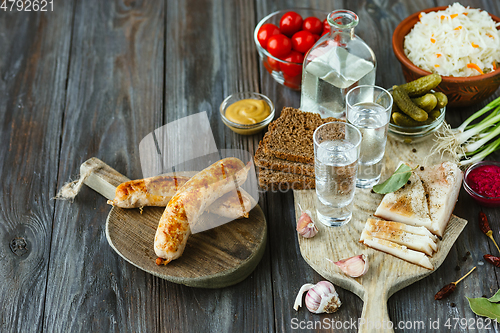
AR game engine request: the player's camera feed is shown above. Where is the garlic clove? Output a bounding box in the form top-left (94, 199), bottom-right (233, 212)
top-left (296, 211), bottom-right (318, 238)
top-left (294, 281), bottom-right (341, 314)
top-left (293, 283), bottom-right (314, 311)
top-left (328, 254), bottom-right (369, 278)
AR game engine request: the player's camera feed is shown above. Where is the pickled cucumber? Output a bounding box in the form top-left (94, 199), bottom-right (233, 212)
top-left (392, 110), bottom-right (440, 127)
top-left (428, 109), bottom-right (441, 122)
top-left (392, 97), bottom-right (401, 113)
top-left (392, 112), bottom-right (423, 127)
top-left (399, 74), bottom-right (442, 97)
top-left (411, 93), bottom-right (437, 112)
top-left (390, 89), bottom-right (401, 114)
top-left (434, 92), bottom-right (448, 108)
top-left (393, 86), bottom-right (428, 122)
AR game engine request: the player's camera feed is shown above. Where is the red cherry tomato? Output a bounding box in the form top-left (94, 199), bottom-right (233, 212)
top-left (313, 34), bottom-right (320, 42)
top-left (263, 58), bottom-right (274, 74)
top-left (263, 60), bottom-right (273, 74)
top-left (283, 72), bottom-right (302, 90)
top-left (265, 56), bottom-right (281, 73)
top-left (279, 51), bottom-right (304, 77)
top-left (267, 34), bottom-right (292, 58)
top-left (302, 17), bottom-right (323, 35)
top-left (257, 23), bottom-right (280, 48)
top-left (323, 18), bottom-right (330, 32)
top-left (279, 11), bottom-right (303, 37)
top-left (291, 30), bottom-right (316, 53)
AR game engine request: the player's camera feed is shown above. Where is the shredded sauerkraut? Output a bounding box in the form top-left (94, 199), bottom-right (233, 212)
top-left (404, 3), bottom-right (500, 77)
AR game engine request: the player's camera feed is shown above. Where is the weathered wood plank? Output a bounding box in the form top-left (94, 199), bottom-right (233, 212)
top-left (44, 0), bottom-right (164, 332)
top-left (0, 3), bottom-right (74, 333)
top-left (1, 0), bottom-right (500, 331)
top-left (160, 0), bottom-right (274, 332)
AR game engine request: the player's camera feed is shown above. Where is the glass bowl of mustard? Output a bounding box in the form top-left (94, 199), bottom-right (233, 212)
top-left (220, 92), bottom-right (275, 135)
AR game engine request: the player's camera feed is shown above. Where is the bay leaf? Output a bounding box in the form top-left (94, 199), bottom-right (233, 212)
top-left (489, 290), bottom-right (500, 303)
top-left (373, 164), bottom-right (412, 194)
top-left (467, 297), bottom-right (500, 321)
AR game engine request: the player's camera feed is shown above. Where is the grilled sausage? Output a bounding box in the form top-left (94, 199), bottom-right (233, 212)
top-left (207, 188), bottom-right (256, 219)
top-left (108, 175), bottom-right (255, 219)
top-left (154, 158), bottom-right (251, 264)
top-left (108, 175), bottom-right (190, 208)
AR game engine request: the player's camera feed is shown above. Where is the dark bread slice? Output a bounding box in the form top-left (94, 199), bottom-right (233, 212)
top-left (262, 107), bottom-right (342, 164)
top-left (258, 168), bottom-right (315, 191)
top-left (254, 145), bottom-right (315, 178)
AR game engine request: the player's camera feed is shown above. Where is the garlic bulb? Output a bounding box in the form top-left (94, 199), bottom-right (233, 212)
top-left (296, 210), bottom-right (318, 238)
top-left (327, 254), bottom-right (368, 278)
top-left (293, 281), bottom-right (341, 314)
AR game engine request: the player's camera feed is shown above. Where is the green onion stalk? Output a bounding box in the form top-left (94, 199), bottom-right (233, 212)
top-left (431, 96), bottom-right (500, 166)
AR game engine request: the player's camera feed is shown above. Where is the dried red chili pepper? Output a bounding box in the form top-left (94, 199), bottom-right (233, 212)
top-left (479, 212), bottom-right (500, 253)
top-left (434, 266), bottom-right (476, 300)
top-left (479, 212), bottom-right (492, 234)
top-left (434, 283), bottom-right (457, 300)
top-left (484, 254), bottom-right (500, 268)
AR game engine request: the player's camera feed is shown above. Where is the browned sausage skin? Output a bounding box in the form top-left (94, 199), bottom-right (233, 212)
top-left (154, 158), bottom-right (251, 264)
top-left (109, 174), bottom-right (255, 219)
top-left (108, 175), bottom-right (190, 208)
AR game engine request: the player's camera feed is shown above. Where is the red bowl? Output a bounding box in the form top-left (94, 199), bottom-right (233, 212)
top-left (392, 6), bottom-right (500, 107)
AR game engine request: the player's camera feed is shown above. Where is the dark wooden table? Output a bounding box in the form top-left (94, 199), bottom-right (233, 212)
top-left (1, 0), bottom-right (500, 332)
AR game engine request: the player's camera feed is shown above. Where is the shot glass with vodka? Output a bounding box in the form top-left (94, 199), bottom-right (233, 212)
top-left (313, 121), bottom-right (361, 226)
top-left (345, 85), bottom-right (393, 189)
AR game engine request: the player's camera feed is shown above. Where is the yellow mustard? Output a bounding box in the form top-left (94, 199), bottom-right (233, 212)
top-left (225, 99), bottom-right (270, 125)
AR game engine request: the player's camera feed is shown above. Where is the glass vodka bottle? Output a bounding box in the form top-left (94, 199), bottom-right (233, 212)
top-left (300, 10), bottom-right (377, 118)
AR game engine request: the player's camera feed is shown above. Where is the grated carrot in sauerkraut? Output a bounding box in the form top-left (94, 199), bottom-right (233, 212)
top-left (404, 3), bottom-right (500, 77)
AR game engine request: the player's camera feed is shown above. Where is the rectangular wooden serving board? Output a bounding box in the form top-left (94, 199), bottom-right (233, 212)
top-left (293, 134), bottom-right (467, 333)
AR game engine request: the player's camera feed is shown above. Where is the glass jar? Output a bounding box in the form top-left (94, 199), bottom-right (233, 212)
top-left (300, 10), bottom-right (377, 118)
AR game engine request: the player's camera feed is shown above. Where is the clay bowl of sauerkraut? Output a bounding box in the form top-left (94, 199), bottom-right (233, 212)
top-left (392, 4), bottom-right (500, 107)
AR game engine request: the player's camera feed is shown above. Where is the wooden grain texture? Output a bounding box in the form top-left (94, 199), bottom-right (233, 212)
top-left (107, 206), bottom-right (267, 287)
top-left (294, 134), bottom-right (468, 333)
top-left (45, 1), bottom-right (165, 332)
top-left (159, 0), bottom-right (274, 332)
top-left (79, 157), bottom-right (267, 288)
top-left (0, 3), bottom-right (74, 333)
top-left (1, 0), bottom-right (500, 332)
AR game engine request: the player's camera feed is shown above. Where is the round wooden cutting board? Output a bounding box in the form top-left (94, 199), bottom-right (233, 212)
top-left (80, 157), bottom-right (267, 288)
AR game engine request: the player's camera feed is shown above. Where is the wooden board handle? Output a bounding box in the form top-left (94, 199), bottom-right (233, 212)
top-left (359, 283), bottom-right (393, 333)
top-left (79, 157), bottom-right (130, 200)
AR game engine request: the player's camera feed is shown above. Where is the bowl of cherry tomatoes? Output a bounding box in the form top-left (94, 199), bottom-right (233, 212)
top-left (254, 8), bottom-right (330, 90)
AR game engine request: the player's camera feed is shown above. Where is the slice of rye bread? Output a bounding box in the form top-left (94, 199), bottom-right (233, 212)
top-left (258, 168), bottom-right (315, 191)
top-left (262, 107), bottom-right (343, 164)
top-left (254, 145), bottom-right (315, 178)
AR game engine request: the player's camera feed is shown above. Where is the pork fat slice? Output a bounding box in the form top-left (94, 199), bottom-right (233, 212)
top-left (361, 219), bottom-right (437, 256)
top-left (374, 162), bottom-right (433, 231)
top-left (361, 233), bottom-right (433, 270)
top-left (415, 162), bottom-right (463, 237)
